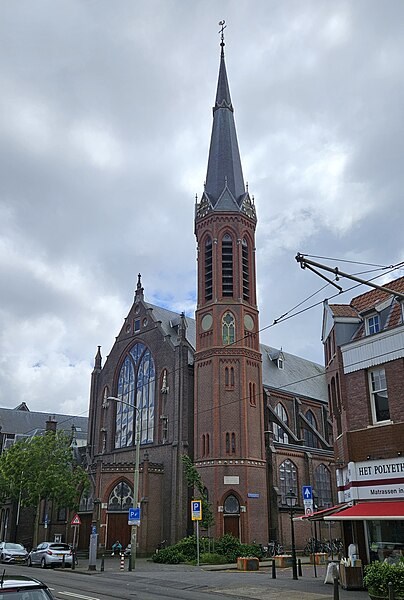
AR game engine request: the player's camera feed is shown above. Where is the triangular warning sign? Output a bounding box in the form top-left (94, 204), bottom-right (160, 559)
top-left (70, 513), bottom-right (81, 525)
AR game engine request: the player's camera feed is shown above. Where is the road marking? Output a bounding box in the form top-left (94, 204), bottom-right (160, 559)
top-left (57, 592), bottom-right (100, 600)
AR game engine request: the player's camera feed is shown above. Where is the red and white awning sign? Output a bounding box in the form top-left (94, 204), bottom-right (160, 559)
top-left (324, 501), bottom-right (404, 521)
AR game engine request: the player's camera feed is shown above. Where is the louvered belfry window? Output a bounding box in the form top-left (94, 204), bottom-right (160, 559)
top-left (205, 237), bottom-right (213, 301)
top-left (242, 238), bottom-right (249, 301)
top-left (222, 234), bottom-right (233, 297)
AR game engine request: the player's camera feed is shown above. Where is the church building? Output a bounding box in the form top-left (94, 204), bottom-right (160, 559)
top-left (86, 34), bottom-right (332, 554)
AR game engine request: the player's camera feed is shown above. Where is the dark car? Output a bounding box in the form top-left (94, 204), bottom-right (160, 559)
top-left (0, 574), bottom-right (54, 598)
top-left (0, 543), bottom-right (28, 564)
top-left (28, 542), bottom-right (72, 568)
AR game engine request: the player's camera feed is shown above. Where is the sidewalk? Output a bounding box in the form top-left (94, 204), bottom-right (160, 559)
top-left (70, 555), bottom-right (369, 600)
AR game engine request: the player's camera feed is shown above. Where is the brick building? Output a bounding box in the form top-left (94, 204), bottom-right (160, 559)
top-left (86, 36), bottom-right (330, 554)
top-left (0, 404), bottom-right (87, 548)
top-left (321, 276), bottom-right (404, 562)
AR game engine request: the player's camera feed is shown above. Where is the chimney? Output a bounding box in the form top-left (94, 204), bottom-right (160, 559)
top-left (46, 415), bottom-right (57, 433)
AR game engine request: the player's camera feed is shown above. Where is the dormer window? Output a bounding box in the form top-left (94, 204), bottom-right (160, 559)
top-left (277, 356), bottom-right (284, 370)
top-left (366, 314), bottom-right (380, 335)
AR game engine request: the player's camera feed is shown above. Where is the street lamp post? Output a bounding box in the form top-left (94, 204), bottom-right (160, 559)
top-left (285, 488), bottom-right (298, 580)
top-left (107, 396), bottom-right (141, 570)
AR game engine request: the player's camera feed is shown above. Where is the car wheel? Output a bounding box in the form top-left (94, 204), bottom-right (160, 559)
top-left (41, 558), bottom-right (47, 569)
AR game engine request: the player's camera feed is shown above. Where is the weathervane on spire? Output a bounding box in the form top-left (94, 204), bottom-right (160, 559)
top-left (218, 20), bottom-right (226, 49)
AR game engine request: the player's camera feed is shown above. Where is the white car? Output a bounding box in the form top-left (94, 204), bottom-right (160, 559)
top-left (0, 542), bottom-right (28, 564)
top-left (28, 542), bottom-right (73, 568)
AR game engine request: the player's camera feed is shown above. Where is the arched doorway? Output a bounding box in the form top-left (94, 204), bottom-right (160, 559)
top-left (106, 481), bottom-right (133, 550)
top-left (223, 494), bottom-right (240, 539)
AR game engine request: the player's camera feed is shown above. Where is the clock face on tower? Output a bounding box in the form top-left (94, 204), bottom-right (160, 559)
top-left (244, 314), bottom-right (254, 331)
top-left (201, 313), bottom-right (213, 331)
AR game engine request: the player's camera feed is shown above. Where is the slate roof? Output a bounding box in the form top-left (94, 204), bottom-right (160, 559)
top-left (204, 44), bottom-right (246, 207)
top-left (261, 344), bottom-right (327, 403)
top-left (0, 406), bottom-right (88, 443)
top-left (145, 303), bottom-right (196, 348)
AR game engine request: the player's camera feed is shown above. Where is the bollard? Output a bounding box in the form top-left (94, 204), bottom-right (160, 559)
top-left (333, 577), bottom-right (339, 600)
top-left (388, 581), bottom-right (395, 600)
top-left (128, 554), bottom-right (132, 572)
top-left (71, 551), bottom-right (75, 571)
top-left (271, 559), bottom-right (276, 579)
top-left (298, 558), bottom-right (302, 577)
top-left (120, 552), bottom-right (125, 570)
top-left (62, 555), bottom-right (65, 569)
top-left (101, 555), bottom-right (104, 572)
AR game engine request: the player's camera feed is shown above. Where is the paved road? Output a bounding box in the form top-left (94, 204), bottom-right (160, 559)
top-left (3, 557), bottom-right (370, 600)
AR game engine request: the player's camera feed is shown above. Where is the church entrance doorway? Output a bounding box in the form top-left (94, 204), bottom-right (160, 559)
top-left (106, 513), bottom-right (131, 551)
top-left (223, 494), bottom-right (240, 539)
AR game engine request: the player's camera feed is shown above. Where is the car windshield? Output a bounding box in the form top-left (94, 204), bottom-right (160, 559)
top-left (49, 544), bottom-right (69, 551)
top-left (0, 591), bottom-right (51, 599)
top-left (4, 544), bottom-right (25, 551)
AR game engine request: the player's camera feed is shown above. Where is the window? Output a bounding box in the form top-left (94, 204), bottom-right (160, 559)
top-left (79, 489), bottom-right (94, 512)
top-left (108, 481), bottom-right (133, 511)
top-left (279, 459), bottom-right (297, 504)
top-left (205, 237), bottom-right (213, 301)
top-left (231, 432), bottom-right (236, 453)
top-left (304, 410), bottom-right (319, 448)
top-left (366, 314), bottom-right (380, 335)
top-left (226, 432), bottom-right (230, 453)
top-left (225, 366), bottom-right (235, 388)
top-left (115, 342), bottom-right (155, 448)
top-left (224, 494), bottom-right (240, 514)
top-left (222, 234), bottom-right (233, 297)
top-left (134, 318), bottom-right (140, 333)
top-left (273, 403), bottom-right (289, 444)
top-left (315, 464), bottom-right (332, 508)
top-left (222, 312), bottom-right (235, 345)
top-left (242, 238), bottom-right (249, 301)
top-left (369, 368), bottom-right (390, 422)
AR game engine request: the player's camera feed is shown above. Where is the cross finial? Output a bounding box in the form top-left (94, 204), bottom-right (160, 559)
top-left (218, 20), bottom-right (226, 52)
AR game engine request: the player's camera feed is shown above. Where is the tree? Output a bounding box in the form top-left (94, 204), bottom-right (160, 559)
top-left (0, 431), bottom-right (88, 546)
top-left (182, 454), bottom-right (214, 530)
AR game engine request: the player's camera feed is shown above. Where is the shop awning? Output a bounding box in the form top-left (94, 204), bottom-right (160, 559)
top-left (294, 504), bottom-right (349, 522)
top-left (324, 501), bottom-right (404, 521)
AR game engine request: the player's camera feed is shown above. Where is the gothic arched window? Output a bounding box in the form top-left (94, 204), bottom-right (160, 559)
top-left (205, 237), bottom-right (213, 301)
top-left (108, 481), bottom-right (133, 512)
top-left (79, 488), bottom-right (94, 512)
top-left (279, 459), bottom-right (298, 504)
top-left (115, 342), bottom-right (155, 448)
top-left (224, 494), bottom-right (240, 514)
top-left (242, 238), bottom-right (250, 301)
top-left (304, 410), bottom-right (319, 448)
top-left (315, 464), bottom-right (332, 508)
top-left (222, 312), bottom-right (235, 346)
top-left (273, 403), bottom-right (289, 444)
top-left (222, 234), bottom-right (233, 297)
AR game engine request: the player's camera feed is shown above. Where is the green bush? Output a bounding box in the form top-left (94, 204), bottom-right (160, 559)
top-left (364, 560), bottom-right (404, 597)
top-left (239, 543), bottom-right (263, 559)
top-left (175, 535), bottom-right (198, 561)
top-left (215, 533), bottom-right (242, 562)
top-left (199, 552), bottom-right (228, 565)
top-left (152, 547), bottom-right (185, 564)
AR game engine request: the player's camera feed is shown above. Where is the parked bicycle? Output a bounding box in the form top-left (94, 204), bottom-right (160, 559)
top-left (262, 540), bottom-right (283, 557)
top-left (155, 539), bottom-right (167, 553)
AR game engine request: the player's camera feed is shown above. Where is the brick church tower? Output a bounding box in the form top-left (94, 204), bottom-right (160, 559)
top-left (194, 32), bottom-right (268, 543)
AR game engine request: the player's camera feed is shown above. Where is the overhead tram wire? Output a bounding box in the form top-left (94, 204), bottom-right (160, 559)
top-left (300, 254), bottom-right (394, 269)
top-left (30, 261), bottom-right (402, 434)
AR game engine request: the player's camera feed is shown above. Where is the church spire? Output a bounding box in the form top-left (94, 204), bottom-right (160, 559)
top-left (204, 21), bottom-right (246, 208)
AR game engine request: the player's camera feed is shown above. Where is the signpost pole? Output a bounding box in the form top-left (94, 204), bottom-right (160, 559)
top-left (196, 520), bottom-right (200, 567)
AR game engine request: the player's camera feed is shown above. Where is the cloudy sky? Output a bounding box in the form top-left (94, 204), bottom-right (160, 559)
top-left (1, 0), bottom-right (403, 416)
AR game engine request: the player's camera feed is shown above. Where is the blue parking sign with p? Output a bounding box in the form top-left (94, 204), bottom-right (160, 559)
top-left (191, 500), bottom-right (202, 521)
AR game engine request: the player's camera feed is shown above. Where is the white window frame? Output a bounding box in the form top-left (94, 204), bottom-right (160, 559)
top-left (366, 314), bottom-right (380, 336)
top-left (368, 367), bottom-right (390, 424)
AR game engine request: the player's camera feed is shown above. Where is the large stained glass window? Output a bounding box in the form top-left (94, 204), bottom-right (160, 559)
top-left (115, 342), bottom-right (155, 448)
